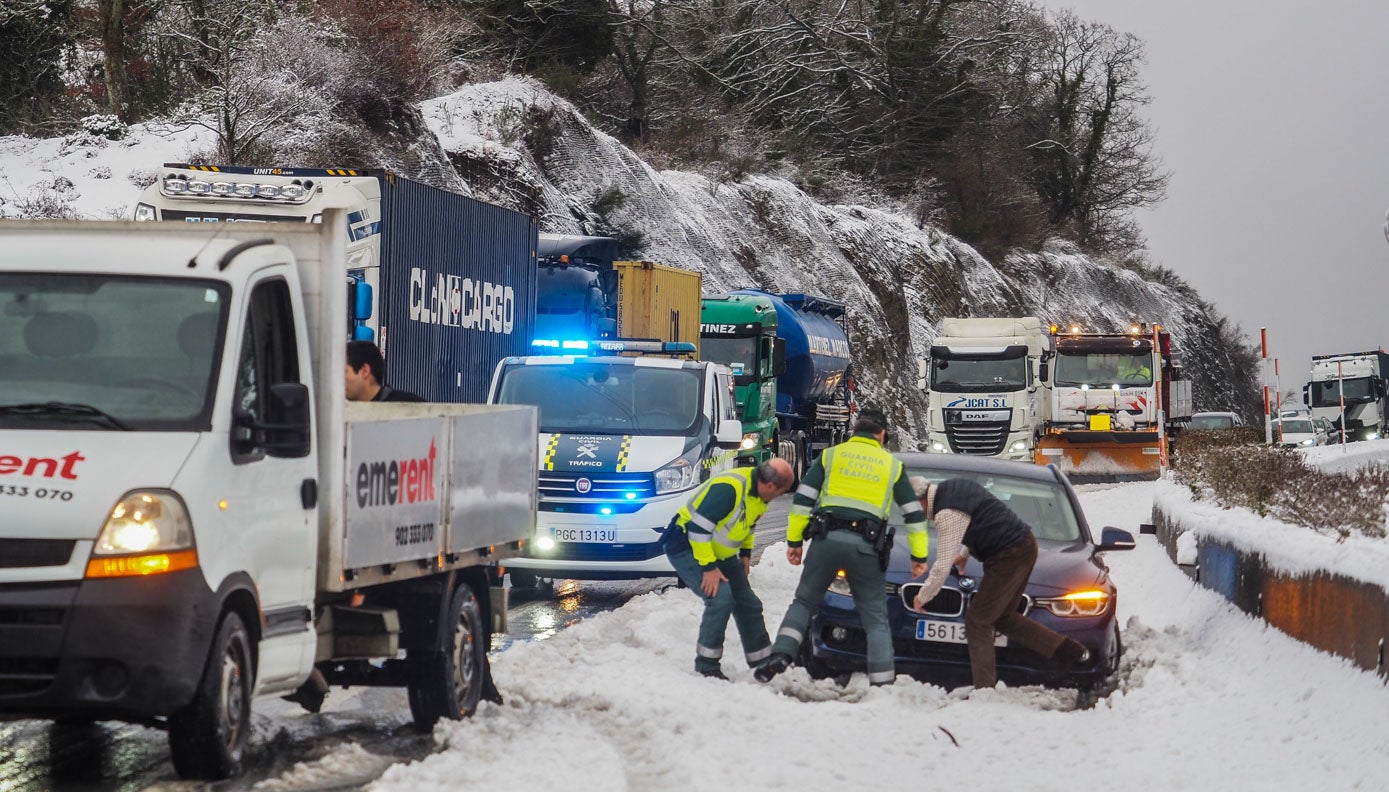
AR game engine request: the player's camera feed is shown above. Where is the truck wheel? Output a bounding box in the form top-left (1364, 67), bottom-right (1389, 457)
top-left (508, 569), bottom-right (538, 589)
top-left (168, 611), bottom-right (254, 780)
top-left (407, 581), bottom-right (487, 731)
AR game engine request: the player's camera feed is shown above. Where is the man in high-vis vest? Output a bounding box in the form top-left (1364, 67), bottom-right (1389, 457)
top-left (755, 407), bottom-right (928, 685)
top-left (664, 458), bottom-right (797, 680)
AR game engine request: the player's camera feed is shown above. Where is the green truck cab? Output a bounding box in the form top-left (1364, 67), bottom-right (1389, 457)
top-left (700, 293), bottom-right (783, 464)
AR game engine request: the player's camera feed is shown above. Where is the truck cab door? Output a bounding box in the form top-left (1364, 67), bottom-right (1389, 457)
top-left (225, 273), bottom-right (318, 690)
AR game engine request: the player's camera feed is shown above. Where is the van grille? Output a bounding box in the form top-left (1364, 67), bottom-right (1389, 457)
top-left (0, 539), bottom-right (75, 569)
top-left (538, 471), bottom-right (656, 499)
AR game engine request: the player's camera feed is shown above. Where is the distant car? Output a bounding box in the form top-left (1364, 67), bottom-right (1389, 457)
top-left (1315, 417), bottom-right (1338, 443)
top-left (801, 454), bottom-right (1134, 690)
top-left (1272, 417), bottom-right (1326, 447)
top-left (1188, 411), bottom-right (1244, 430)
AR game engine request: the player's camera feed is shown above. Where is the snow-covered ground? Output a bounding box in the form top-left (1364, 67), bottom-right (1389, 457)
top-left (249, 482), bottom-right (1389, 791)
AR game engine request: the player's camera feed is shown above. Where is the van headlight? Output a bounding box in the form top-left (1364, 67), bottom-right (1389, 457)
top-left (654, 446), bottom-right (703, 494)
top-left (86, 490), bottom-right (198, 578)
top-left (133, 203), bottom-right (157, 221)
top-left (1299, 439), bottom-right (1314, 446)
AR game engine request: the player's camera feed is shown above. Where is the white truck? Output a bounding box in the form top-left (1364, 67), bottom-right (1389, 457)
top-left (487, 341), bottom-right (744, 585)
top-left (923, 317), bottom-right (1053, 462)
top-left (1304, 351), bottom-right (1389, 442)
top-left (0, 214), bottom-right (536, 779)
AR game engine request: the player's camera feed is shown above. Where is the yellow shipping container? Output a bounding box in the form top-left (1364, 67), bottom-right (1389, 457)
top-left (613, 260), bottom-right (702, 355)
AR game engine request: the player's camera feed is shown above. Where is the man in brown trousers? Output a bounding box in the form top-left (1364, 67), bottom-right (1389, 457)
top-left (910, 477), bottom-right (1089, 688)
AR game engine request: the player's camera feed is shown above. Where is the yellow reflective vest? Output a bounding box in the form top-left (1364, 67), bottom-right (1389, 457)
top-left (674, 467), bottom-right (766, 567)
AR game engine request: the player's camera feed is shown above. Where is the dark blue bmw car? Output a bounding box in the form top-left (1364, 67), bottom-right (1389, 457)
top-left (801, 453), bottom-right (1135, 689)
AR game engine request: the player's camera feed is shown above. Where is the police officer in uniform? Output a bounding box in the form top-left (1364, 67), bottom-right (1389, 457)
top-left (664, 458), bottom-right (797, 680)
top-left (755, 407), bottom-right (927, 685)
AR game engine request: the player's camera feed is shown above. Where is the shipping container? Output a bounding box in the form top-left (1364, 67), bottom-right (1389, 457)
top-left (378, 175), bottom-right (538, 403)
top-left (136, 165), bottom-right (539, 405)
top-left (613, 260), bottom-right (701, 354)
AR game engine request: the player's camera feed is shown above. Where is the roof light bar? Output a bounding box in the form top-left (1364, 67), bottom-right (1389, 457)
top-left (159, 174), bottom-right (318, 204)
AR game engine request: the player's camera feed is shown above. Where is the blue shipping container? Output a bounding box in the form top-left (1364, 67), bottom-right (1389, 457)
top-left (379, 175), bottom-right (538, 403)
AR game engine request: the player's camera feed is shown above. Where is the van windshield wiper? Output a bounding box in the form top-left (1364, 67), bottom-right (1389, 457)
top-left (0, 402), bottom-right (132, 430)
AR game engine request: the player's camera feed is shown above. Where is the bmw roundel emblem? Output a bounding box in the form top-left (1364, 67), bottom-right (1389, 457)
top-left (958, 576), bottom-right (977, 591)
top-left (575, 477), bottom-right (592, 494)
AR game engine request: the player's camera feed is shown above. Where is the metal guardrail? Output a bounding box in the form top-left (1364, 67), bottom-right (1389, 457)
top-left (1151, 507), bottom-right (1389, 680)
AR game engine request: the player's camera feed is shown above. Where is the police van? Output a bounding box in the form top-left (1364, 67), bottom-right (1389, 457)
top-left (487, 341), bottom-right (745, 584)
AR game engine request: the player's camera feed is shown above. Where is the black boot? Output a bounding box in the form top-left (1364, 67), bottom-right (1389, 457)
top-left (1050, 638), bottom-right (1091, 672)
top-left (753, 653), bottom-right (792, 683)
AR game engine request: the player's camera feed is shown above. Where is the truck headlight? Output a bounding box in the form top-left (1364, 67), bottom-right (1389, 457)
top-left (1009, 439), bottom-right (1028, 453)
top-left (133, 202), bottom-right (156, 221)
top-left (86, 490), bottom-right (198, 578)
top-left (655, 447), bottom-right (702, 494)
top-left (928, 441), bottom-right (947, 453)
top-left (739, 432), bottom-right (760, 451)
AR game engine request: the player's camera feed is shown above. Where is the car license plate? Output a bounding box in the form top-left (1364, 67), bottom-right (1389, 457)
top-left (915, 619), bottom-right (1006, 646)
top-left (554, 527), bottom-right (616, 543)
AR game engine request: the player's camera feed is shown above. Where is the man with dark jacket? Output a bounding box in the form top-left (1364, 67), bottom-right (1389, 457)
top-left (345, 340), bottom-right (424, 402)
top-left (910, 476), bottom-right (1090, 688)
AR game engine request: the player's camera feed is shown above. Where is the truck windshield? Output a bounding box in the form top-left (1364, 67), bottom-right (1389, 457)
top-left (701, 336), bottom-right (758, 379)
top-left (1309, 378), bottom-right (1375, 406)
top-left (929, 356), bottom-right (1026, 392)
top-left (0, 274), bottom-right (229, 430)
top-left (497, 362), bottom-right (703, 435)
top-left (1055, 352), bottom-right (1153, 387)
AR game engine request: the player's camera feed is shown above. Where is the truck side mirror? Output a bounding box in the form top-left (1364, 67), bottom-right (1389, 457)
top-left (598, 269), bottom-right (619, 298)
top-left (1302, 384), bottom-right (1310, 405)
top-left (772, 337), bottom-right (787, 377)
top-left (235, 383), bottom-right (312, 459)
top-left (916, 359), bottom-right (928, 391)
top-left (1038, 360), bottom-right (1049, 382)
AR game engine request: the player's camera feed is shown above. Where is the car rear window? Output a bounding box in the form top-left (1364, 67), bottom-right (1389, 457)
top-left (891, 468), bottom-right (1083, 542)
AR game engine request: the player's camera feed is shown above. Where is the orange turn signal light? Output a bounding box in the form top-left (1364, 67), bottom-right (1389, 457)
top-left (85, 549), bottom-right (199, 578)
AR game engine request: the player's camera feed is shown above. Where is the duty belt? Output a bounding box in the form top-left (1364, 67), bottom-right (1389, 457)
top-left (821, 514), bottom-right (884, 537)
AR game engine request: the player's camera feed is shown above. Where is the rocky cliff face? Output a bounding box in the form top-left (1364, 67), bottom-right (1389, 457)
top-left (403, 78), bottom-right (1256, 444)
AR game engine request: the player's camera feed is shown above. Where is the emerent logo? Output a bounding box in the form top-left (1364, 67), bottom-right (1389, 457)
top-left (0, 451), bottom-right (84, 480)
top-left (409, 267), bottom-right (515, 334)
top-left (355, 440), bottom-right (438, 508)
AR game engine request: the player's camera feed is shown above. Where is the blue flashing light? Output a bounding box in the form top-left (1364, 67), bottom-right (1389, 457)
top-left (532, 339), bottom-right (560, 348)
top-left (561, 339), bottom-right (591, 350)
top-left (600, 506), bottom-right (613, 516)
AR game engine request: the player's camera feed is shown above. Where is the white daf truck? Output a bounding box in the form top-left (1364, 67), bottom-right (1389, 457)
top-left (487, 342), bottom-right (744, 585)
top-left (0, 214), bottom-right (536, 779)
top-left (923, 317), bottom-right (1053, 461)
top-left (1304, 351), bottom-right (1389, 442)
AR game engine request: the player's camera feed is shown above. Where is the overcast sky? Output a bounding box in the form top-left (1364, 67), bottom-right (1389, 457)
top-left (1040, 0), bottom-right (1389, 403)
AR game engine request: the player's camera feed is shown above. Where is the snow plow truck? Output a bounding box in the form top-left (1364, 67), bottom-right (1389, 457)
top-left (1034, 324), bottom-right (1191, 482)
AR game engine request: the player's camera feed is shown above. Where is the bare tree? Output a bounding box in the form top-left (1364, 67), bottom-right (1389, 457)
top-left (97, 0), bottom-right (130, 119)
top-left (156, 0), bottom-right (287, 162)
top-left (1021, 10), bottom-right (1168, 253)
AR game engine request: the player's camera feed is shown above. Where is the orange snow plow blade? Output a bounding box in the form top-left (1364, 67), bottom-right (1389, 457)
top-left (1034, 430), bottom-right (1163, 483)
